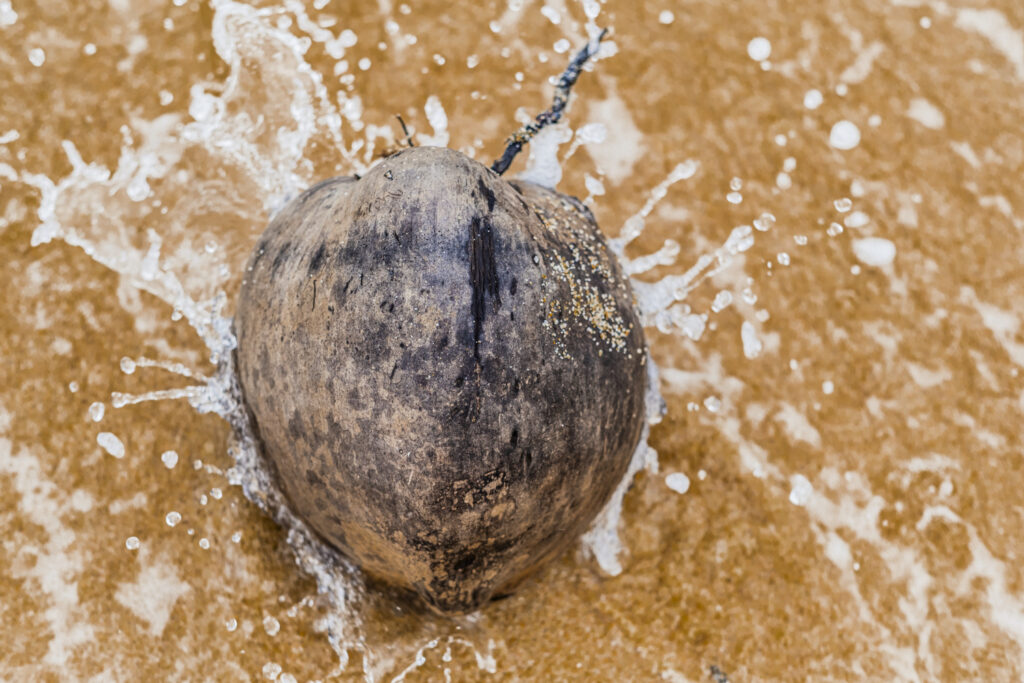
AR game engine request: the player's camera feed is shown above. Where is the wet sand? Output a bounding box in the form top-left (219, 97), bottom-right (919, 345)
top-left (2, 0), bottom-right (1024, 680)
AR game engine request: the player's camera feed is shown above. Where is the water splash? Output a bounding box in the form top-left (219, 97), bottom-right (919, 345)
top-left (5, 0), bottom-right (781, 676)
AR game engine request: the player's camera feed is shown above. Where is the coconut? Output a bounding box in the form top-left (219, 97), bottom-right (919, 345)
top-left (234, 33), bottom-right (648, 614)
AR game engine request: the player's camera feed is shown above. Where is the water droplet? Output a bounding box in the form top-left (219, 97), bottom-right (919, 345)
top-left (852, 237), bottom-right (896, 267)
top-left (827, 222), bottom-right (844, 237)
top-left (726, 191), bottom-right (743, 204)
top-left (753, 212), bottom-right (776, 232)
top-left (711, 290), bottom-right (733, 313)
top-left (125, 536), bottom-right (140, 550)
top-left (725, 225), bottom-right (754, 254)
top-left (161, 450), bottom-right (179, 469)
top-left (98, 432), bottom-right (125, 458)
top-left (263, 615), bottom-right (281, 636)
top-left (658, 10), bottom-right (674, 24)
top-left (829, 120), bottom-right (861, 150)
top-left (28, 48), bottom-right (45, 66)
top-left (120, 357), bottom-right (136, 374)
top-left (833, 198), bottom-right (853, 213)
top-left (165, 511), bottom-right (181, 527)
top-left (794, 235), bottom-right (808, 246)
top-left (741, 287), bottom-right (758, 305)
top-left (729, 177), bottom-right (743, 191)
top-left (822, 380), bottom-right (835, 395)
top-left (210, 487), bottom-right (223, 500)
top-left (262, 662), bottom-right (282, 680)
top-left (665, 472), bottom-right (691, 494)
top-left (88, 402), bottom-right (105, 422)
top-left (776, 172), bottom-right (792, 190)
top-left (803, 89), bottom-right (823, 110)
top-left (231, 531), bottom-right (242, 544)
top-left (703, 396), bottom-right (722, 413)
top-left (225, 618), bottom-right (238, 632)
top-left (198, 538), bottom-right (210, 550)
top-left (357, 57), bottom-right (371, 70)
top-left (746, 37), bottom-right (771, 62)
top-left (777, 252), bottom-right (790, 266)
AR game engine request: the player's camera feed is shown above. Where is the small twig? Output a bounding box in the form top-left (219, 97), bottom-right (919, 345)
top-left (395, 114), bottom-right (415, 147)
top-left (490, 28), bottom-right (609, 175)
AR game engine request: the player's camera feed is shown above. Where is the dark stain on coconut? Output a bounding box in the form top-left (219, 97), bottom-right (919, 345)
top-left (469, 214), bottom-right (501, 362)
top-left (234, 30), bottom-right (646, 614)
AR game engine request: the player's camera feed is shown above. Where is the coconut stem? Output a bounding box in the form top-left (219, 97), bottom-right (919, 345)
top-left (395, 114), bottom-right (416, 147)
top-left (490, 28), bottom-right (608, 176)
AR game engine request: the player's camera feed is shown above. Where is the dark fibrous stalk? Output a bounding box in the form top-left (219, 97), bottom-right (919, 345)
top-left (491, 28), bottom-right (609, 176)
top-left (396, 114), bottom-right (416, 147)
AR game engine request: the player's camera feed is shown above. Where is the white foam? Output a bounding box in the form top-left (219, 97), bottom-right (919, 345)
top-left (955, 9), bottom-right (1024, 80)
top-left (906, 98), bottom-right (945, 129)
top-left (114, 551), bottom-right (191, 637)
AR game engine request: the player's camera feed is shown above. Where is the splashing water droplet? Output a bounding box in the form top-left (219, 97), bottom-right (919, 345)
top-left (753, 212), bottom-right (776, 232)
top-left (833, 198), bottom-right (852, 212)
top-left (747, 37), bottom-right (771, 62)
top-left (829, 120), bottom-right (861, 150)
top-left (97, 432), bottom-right (125, 458)
top-left (711, 290), bottom-right (733, 313)
top-left (665, 472), bottom-right (690, 494)
top-left (852, 237), bottom-right (896, 267)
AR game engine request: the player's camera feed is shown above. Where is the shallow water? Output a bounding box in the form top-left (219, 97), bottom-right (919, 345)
top-left (3, 0), bottom-right (1024, 680)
